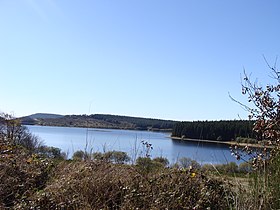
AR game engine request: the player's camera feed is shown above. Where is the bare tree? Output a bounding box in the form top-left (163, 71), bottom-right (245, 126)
top-left (0, 113), bottom-right (43, 152)
top-left (230, 57), bottom-right (280, 167)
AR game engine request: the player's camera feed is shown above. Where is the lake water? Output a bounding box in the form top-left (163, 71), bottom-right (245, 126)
top-left (27, 125), bottom-right (241, 165)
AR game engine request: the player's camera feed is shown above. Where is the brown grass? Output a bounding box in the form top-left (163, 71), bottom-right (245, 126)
top-left (14, 160), bottom-right (233, 209)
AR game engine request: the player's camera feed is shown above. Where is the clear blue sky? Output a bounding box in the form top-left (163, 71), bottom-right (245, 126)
top-left (0, 0), bottom-right (279, 121)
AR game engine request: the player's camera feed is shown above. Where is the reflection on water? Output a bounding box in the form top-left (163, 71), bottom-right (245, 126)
top-left (27, 125), bottom-right (242, 165)
top-left (170, 139), bottom-right (237, 164)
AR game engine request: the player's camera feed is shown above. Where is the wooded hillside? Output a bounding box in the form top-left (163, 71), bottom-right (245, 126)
top-left (172, 120), bottom-right (254, 141)
top-left (20, 113), bottom-right (177, 131)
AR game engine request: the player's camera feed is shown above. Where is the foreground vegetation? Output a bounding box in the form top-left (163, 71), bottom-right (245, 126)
top-left (0, 121), bottom-right (233, 209)
top-left (2, 113), bottom-right (280, 209)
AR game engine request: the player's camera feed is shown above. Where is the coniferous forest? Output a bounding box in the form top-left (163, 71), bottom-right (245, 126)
top-left (172, 120), bottom-right (255, 141)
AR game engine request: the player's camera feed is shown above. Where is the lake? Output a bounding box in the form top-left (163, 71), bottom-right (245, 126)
top-left (27, 125), bottom-right (241, 165)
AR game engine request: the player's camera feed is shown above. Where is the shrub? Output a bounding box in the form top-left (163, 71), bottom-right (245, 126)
top-left (0, 114), bottom-right (44, 152)
top-left (178, 157), bottom-right (201, 170)
top-left (92, 151), bottom-right (104, 161)
top-left (153, 156), bottom-right (169, 167)
top-left (103, 151), bottom-right (131, 164)
top-left (72, 150), bottom-right (89, 161)
top-left (231, 61), bottom-right (280, 208)
top-left (136, 157), bottom-right (165, 173)
top-left (266, 150), bottom-right (280, 209)
top-left (92, 151), bottom-right (130, 164)
top-left (0, 139), bottom-right (54, 208)
top-left (19, 161), bottom-right (233, 209)
top-left (38, 146), bottom-right (65, 160)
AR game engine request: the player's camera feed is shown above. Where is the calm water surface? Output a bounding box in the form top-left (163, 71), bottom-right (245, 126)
top-left (27, 125), bottom-right (240, 164)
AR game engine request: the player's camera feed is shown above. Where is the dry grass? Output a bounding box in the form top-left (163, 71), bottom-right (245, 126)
top-left (13, 160), bottom-right (233, 210)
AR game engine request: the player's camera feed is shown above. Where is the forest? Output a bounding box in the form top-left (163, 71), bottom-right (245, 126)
top-left (91, 114), bottom-right (176, 130)
top-left (172, 120), bottom-right (255, 141)
top-left (20, 113), bottom-right (177, 131)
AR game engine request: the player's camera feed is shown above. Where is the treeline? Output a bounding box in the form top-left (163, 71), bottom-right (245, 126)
top-left (172, 120), bottom-right (255, 141)
top-left (21, 113), bottom-right (177, 131)
top-left (91, 114), bottom-right (176, 130)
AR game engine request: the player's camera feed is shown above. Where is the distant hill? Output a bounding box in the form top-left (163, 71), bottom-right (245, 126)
top-left (28, 113), bottom-right (64, 119)
top-left (19, 113), bottom-right (64, 125)
top-left (20, 113), bottom-right (177, 131)
top-left (20, 116), bottom-right (38, 125)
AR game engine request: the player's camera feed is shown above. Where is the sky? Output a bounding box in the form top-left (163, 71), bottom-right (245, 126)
top-left (0, 0), bottom-right (279, 121)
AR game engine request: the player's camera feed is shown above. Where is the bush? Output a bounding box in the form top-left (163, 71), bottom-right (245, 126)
top-left (72, 150), bottom-right (86, 161)
top-left (92, 151), bottom-right (130, 164)
top-left (38, 146), bottom-right (65, 160)
top-left (92, 151), bottom-right (104, 161)
top-left (0, 139), bottom-right (54, 208)
top-left (178, 157), bottom-right (201, 170)
top-left (19, 161), bottom-right (233, 209)
top-left (0, 114), bottom-right (44, 153)
top-left (136, 157), bottom-right (165, 173)
top-left (104, 151), bottom-right (130, 164)
top-left (153, 156), bottom-right (169, 167)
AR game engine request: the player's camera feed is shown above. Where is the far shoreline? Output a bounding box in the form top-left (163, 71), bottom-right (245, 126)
top-left (24, 123), bottom-right (172, 133)
top-left (170, 136), bottom-right (274, 149)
